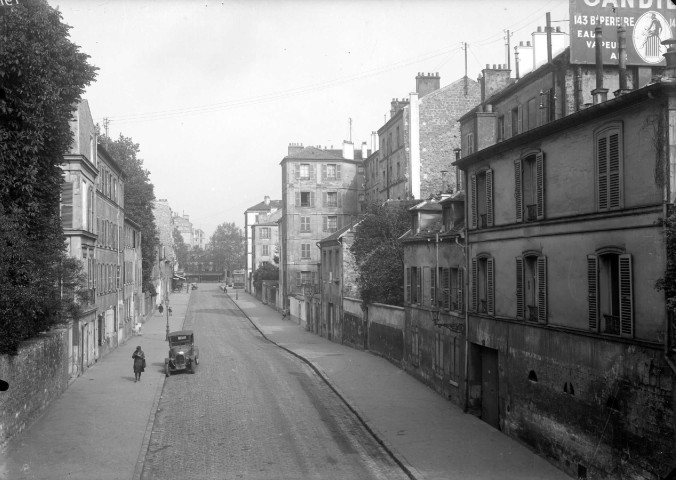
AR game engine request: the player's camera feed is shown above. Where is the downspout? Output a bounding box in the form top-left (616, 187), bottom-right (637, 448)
top-left (462, 167), bottom-right (471, 413)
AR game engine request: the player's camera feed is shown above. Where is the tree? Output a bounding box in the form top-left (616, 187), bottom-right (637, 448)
top-left (350, 202), bottom-right (411, 306)
top-left (210, 222), bottom-right (244, 276)
top-left (253, 262), bottom-right (279, 292)
top-left (99, 134), bottom-right (159, 294)
top-left (0, 1), bottom-right (97, 354)
top-left (172, 227), bottom-right (189, 271)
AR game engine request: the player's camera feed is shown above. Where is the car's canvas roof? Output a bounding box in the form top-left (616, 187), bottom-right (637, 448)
top-left (168, 330), bottom-right (193, 337)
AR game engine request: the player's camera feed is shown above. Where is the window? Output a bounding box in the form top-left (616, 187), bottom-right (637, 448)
top-left (470, 169), bottom-right (493, 229)
top-left (588, 252), bottom-right (633, 337)
top-left (471, 256), bottom-right (494, 315)
top-left (539, 89), bottom-right (551, 125)
top-left (406, 267), bottom-right (421, 304)
top-left (441, 267), bottom-right (463, 312)
top-left (260, 227), bottom-right (270, 239)
top-left (326, 164), bottom-right (336, 179)
top-left (262, 245), bottom-right (270, 256)
top-left (596, 124), bottom-right (623, 211)
top-left (60, 181), bottom-right (74, 229)
top-left (322, 163), bottom-right (341, 181)
top-left (449, 336), bottom-right (461, 385)
top-left (326, 192), bottom-right (338, 207)
top-left (301, 243), bottom-right (311, 259)
top-left (511, 105), bottom-right (523, 136)
top-left (434, 332), bottom-right (444, 376)
top-left (358, 193), bottom-right (365, 203)
top-left (527, 97), bottom-right (537, 131)
top-left (300, 216), bottom-right (311, 233)
top-left (516, 255), bottom-right (547, 323)
top-left (296, 270), bottom-right (316, 287)
top-left (358, 166), bottom-right (364, 175)
top-left (324, 215), bottom-right (338, 233)
top-left (515, 153), bottom-right (544, 222)
top-left (296, 191), bottom-right (315, 208)
top-left (299, 163), bottom-right (310, 180)
top-left (466, 132), bottom-right (474, 155)
top-left (497, 115), bottom-right (505, 141)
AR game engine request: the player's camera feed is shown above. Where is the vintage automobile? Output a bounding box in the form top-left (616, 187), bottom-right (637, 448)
top-left (165, 330), bottom-right (199, 376)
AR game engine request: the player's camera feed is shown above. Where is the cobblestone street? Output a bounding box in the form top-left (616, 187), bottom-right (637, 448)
top-left (141, 288), bottom-right (408, 480)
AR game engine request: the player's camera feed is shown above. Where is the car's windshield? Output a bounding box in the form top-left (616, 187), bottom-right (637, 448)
top-left (169, 335), bottom-right (192, 347)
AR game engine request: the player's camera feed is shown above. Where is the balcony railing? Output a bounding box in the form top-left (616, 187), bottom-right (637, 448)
top-left (479, 300), bottom-right (487, 313)
top-left (604, 314), bottom-right (621, 335)
top-left (526, 204), bottom-right (537, 222)
top-left (527, 305), bottom-right (538, 322)
top-left (479, 214), bottom-right (487, 229)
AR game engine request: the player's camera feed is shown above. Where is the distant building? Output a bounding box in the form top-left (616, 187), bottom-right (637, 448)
top-left (244, 196), bottom-right (282, 293)
top-left (61, 100), bottom-right (99, 377)
top-left (193, 228), bottom-right (206, 250)
top-left (123, 218), bottom-right (143, 335)
top-left (279, 141), bottom-right (366, 327)
top-left (173, 213), bottom-right (193, 247)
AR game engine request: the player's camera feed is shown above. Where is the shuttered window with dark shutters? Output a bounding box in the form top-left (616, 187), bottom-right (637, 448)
top-left (596, 125), bottom-right (623, 211)
top-left (61, 182), bottom-right (74, 229)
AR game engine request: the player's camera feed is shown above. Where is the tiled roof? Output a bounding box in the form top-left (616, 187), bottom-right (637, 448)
top-left (245, 199), bottom-right (283, 212)
top-left (284, 145), bottom-right (369, 162)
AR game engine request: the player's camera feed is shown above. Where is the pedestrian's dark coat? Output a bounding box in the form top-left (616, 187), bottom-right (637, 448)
top-left (132, 347), bottom-right (145, 373)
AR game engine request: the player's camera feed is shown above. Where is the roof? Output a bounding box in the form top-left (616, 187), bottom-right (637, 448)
top-left (439, 190), bottom-right (465, 205)
top-left (168, 330), bottom-right (193, 337)
top-left (281, 145), bottom-right (367, 163)
top-left (409, 199), bottom-right (442, 212)
top-left (319, 222), bottom-right (356, 245)
top-left (245, 199), bottom-right (282, 212)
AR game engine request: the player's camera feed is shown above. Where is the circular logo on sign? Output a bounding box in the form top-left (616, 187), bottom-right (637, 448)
top-left (632, 11), bottom-right (672, 64)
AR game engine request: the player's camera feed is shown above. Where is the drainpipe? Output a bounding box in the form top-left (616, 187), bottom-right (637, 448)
top-left (461, 167), bottom-right (471, 413)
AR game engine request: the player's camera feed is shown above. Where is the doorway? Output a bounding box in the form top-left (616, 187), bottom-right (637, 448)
top-left (480, 346), bottom-right (500, 428)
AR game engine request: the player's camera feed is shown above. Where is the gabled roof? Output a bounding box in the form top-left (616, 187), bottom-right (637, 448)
top-left (409, 199), bottom-right (442, 212)
top-left (439, 190), bottom-right (465, 205)
top-left (245, 199), bottom-right (282, 212)
top-left (282, 145), bottom-right (368, 163)
top-left (319, 219), bottom-right (360, 245)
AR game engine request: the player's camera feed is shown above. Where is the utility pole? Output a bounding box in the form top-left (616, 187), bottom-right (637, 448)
top-left (349, 117), bottom-right (352, 143)
top-left (103, 117), bottom-right (110, 137)
top-left (462, 42), bottom-right (468, 96)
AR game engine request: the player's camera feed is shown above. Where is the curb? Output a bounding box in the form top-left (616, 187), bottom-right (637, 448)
top-left (226, 293), bottom-right (422, 480)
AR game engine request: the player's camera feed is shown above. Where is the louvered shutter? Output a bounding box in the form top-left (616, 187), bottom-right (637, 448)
top-left (487, 258), bottom-right (495, 316)
top-left (322, 164), bottom-right (327, 180)
top-left (61, 182), bottom-right (74, 229)
top-left (442, 268), bottom-right (450, 310)
top-left (486, 169), bottom-right (494, 227)
top-left (608, 132), bottom-right (621, 209)
top-left (416, 267), bottom-right (422, 304)
top-left (294, 164), bottom-right (300, 180)
top-left (517, 105), bottom-right (523, 134)
top-left (619, 254), bottom-right (633, 337)
top-left (536, 152), bottom-right (545, 220)
top-left (514, 159), bottom-right (523, 223)
top-left (457, 268), bottom-right (464, 312)
top-left (471, 258), bottom-right (478, 311)
top-left (310, 192), bottom-right (315, 207)
top-left (337, 191), bottom-right (342, 207)
top-left (310, 164), bottom-right (316, 182)
top-left (406, 267), bottom-right (411, 304)
top-left (296, 271), bottom-right (301, 287)
top-left (597, 135), bottom-right (608, 210)
top-left (423, 267), bottom-right (430, 306)
top-left (516, 256), bottom-right (525, 319)
top-left (587, 255), bottom-right (599, 331)
top-left (470, 174), bottom-right (477, 229)
top-left (336, 215), bottom-right (342, 230)
top-left (336, 164), bottom-right (342, 180)
top-left (323, 216), bottom-right (328, 232)
top-left (323, 192), bottom-right (327, 207)
top-left (537, 256), bottom-right (547, 323)
top-left (295, 191), bottom-right (300, 207)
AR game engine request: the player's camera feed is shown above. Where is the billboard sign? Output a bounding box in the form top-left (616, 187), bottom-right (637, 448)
top-left (570, 0), bottom-right (675, 66)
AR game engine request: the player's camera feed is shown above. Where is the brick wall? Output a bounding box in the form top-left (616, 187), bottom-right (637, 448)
top-left (0, 329), bottom-right (70, 446)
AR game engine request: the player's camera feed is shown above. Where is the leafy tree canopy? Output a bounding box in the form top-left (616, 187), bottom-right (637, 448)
top-left (350, 202), bottom-right (411, 307)
top-left (0, 0), bottom-right (97, 354)
top-left (210, 222), bottom-right (244, 275)
top-left (99, 134), bottom-right (159, 293)
top-left (253, 262), bottom-right (279, 291)
top-left (172, 227), bottom-right (189, 271)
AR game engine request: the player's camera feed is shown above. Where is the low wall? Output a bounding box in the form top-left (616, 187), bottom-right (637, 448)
top-left (367, 302), bottom-right (405, 364)
top-left (0, 328), bottom-right (70, 446)
top-left (342, 297), bottom-right (366, 349)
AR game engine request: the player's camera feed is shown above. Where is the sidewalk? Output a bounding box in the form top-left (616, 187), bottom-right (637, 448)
top-left (230, 290), bottom-right (571, 480)
top-left (0, 290), bottom-right (192, 480)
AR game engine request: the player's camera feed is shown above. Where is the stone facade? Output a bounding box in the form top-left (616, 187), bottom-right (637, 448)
top-left (244, 196), bottom-right (282, 293)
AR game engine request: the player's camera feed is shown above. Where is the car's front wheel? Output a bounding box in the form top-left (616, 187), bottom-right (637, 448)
top-left (165, 363), bottom-right (170, 377)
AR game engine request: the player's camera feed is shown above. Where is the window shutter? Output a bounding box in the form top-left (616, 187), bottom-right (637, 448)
top-left (295, 191), bottom-right (300, 207)
top-left (537, 256), bottom-right (547, 323)
top-left (619, 253), bottom-right (633, 337)
top-left (597, 135), bottom-right (608, 210)
top-left (517, 105), bottom-right (523, 134)
top-left (442, 268), bottom-right (450, 310)
top-left (608, 133), bottom-right (621, 209)
top-left (485, 169), bottom-right (494, 227)
top-left (310, 191), bottom-right (315, 207)
top-left (296, 271), bottom-right (301, 287)
top-left (471, 258), bottom-right (478, 311)
top-left (336, 164), bottom-right (342, 180)
top-left (336, 216), bottom-right (342, 230)
top-left (536, 152), bottom-right (545, 220)
top-left (406, 267), bottom-right (411, 304)
top-left (312, 271), bottom-right (317, 286)
top-left (514, 159), bottom-right (523, 223)
top-left (294, 164), bottom-right (300, 180)
top-left (516, 256), bottom-right (525, 319)
top-left (310, 164), bottom-right (316, 182)
top-left (457, 268), bottom-right (464, 312)
top-left (416, 267), bottom-right (422, 305)
top-left (323, 216), bottom-right (328, 232)
top-left (323, 192), bottom-right (327, 207)
top-left (337, 191), bottom-right (342, 207)
top-left (322, 164), bottom-right (327, 180)
top-left (116, 265), bottom-right (121, 289)
top-left (61, 182), bottom-right (74, 229)
top-left (423, 267), bottom-right (430, 306)
top-left (470, 174), bottom-right (477, 229)
top-left (587, 255), bottom-right (599, 332)
top-left (487, 258), bottom-right (495, 316)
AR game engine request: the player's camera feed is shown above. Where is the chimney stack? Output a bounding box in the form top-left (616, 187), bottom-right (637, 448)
top-left (591, 26), bottom-right (608, 104)
top-left (342, 140), bottom-right (354, 160)
top-left (264, 195), bottom-right (270, 206)
top-left (614, 26), bottom-right (632, 97)
top-left (371, 131), bottom-right (378, 153)
top-left (662, 39), bottom-right (676, 79)
top-left (288, 142), bottom-right (304, 156)
top-left (480, 64), bottom-right (511, 102)
top-left (390, 98), bottom-right (409, 118)
top-left (415, 72), bottom-right (441, 98)
top-left (361, 141), bottom-right (368, 160)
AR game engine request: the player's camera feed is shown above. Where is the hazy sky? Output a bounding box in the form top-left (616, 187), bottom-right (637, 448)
top-left (50, 0), bottom-right (570, 237)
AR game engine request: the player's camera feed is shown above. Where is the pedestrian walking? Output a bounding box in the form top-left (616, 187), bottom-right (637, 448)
top-left (158, 304), bottom-right (164, 314)
top-left (132, 346), bottom-right (146, 382)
